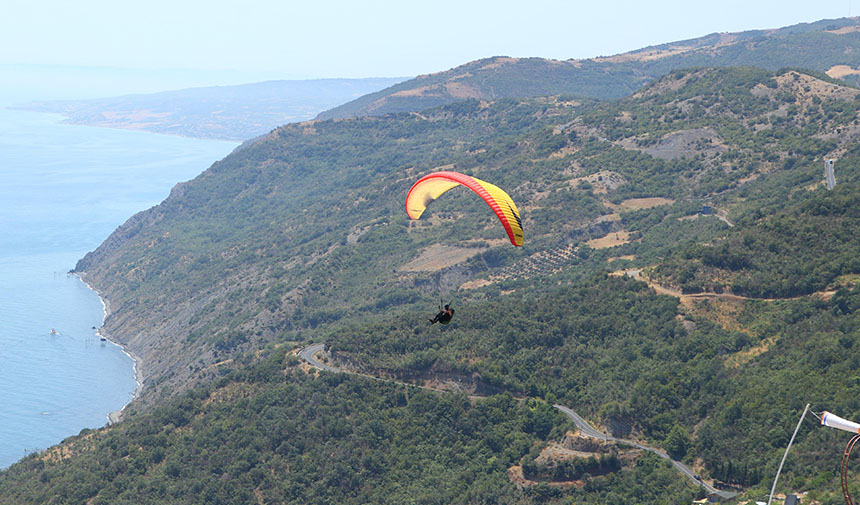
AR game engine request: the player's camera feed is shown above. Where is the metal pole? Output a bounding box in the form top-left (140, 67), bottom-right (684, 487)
top-left (841, 434), bottom-right (860, 505)
top-left (768, 404), bottom-right (810, 505)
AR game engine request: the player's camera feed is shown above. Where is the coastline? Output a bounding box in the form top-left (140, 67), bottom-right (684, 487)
top-left (8, 105), bottom-right (247, 143)
top-left (74, 272), bottom-right (143, 425)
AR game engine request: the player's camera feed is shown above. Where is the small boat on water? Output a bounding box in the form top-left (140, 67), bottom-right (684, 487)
top-left (50, 328), bottom-right (59, 335)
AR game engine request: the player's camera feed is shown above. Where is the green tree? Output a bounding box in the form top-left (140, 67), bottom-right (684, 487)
top-left (664, 424), bottom-right (691, 460)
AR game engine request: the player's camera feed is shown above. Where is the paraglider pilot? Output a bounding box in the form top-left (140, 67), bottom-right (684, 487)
top-left (430, 300), bottom-right (455, 325)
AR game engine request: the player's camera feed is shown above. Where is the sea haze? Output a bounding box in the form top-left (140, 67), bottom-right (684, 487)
top-left (0, 107), bottom-right (238, 468)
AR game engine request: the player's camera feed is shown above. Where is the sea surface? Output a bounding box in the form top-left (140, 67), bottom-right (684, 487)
top-left (0, 106), bottom-right (238, 468)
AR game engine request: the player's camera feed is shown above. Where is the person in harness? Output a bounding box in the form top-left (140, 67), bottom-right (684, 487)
top-left (429, 300), bottom-right (455, 325)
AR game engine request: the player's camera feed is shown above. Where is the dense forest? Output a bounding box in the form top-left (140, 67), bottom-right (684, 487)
top-left (653, 181), bottom-right (860, 297)
top-left (329, 273), bottom-right (860, 502)
top-left (2, 59), bottom-right (860, 503)
top-left (0, 346), bottom-right (703, 505)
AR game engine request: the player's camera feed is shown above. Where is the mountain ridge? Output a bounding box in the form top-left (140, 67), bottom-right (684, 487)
top-left (318, 17), bottom-right (860, 120)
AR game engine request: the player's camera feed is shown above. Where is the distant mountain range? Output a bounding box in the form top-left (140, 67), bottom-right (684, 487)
top-left (16, 18), bottom-right (860, 142)
top-left (318, 17), bottom-right (860, 119)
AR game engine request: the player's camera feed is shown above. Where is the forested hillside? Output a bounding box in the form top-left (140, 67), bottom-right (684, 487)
top-left (70, 66), bottom-right (860, 411)
top-left (0, 342), bottom-right (707, 504)
top-left (2, 64), bottom-right (859, 503)
top-left (319, 17), bottom-right (860, 119)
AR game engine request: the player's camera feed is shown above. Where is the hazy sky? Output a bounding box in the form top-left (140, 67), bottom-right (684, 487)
top-left (1, 0), bottom-right (856, 79)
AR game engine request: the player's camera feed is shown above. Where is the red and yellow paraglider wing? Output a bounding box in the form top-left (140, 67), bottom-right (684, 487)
top-left (405, 171), bottom-right (524, 246)
top-left (405, 175), bottom-right (462, 220)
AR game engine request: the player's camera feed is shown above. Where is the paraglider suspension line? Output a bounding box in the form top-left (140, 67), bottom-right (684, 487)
top-left (842, 434), bottom-right (860, 505)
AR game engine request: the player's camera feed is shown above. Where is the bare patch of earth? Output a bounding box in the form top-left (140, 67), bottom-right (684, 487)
top-left (607, 197), bottom-right (674, 210)
top-left (592, 46), bottom-right (698, 64)
top-left (815, 291), bottom-right (837, 301)
top-left (537, 444), bottom-right (601, 465)
top-left (569, 170), bottom-right (626, 194)
top-left (390, 84), bottom-right (441, 98)
top-left (827, 25), bottom-right (860, 35)
top-left (832, 274), bottom-right (860, 289)
top-left (642, 127), bottom-right (726, 160)
top-left (507, 466), bottom-right (583, 489)
top-left (612, 268), bottom-right (697, 300)
top-left (586, 230), bottom-right (631, 249)
top-left (725, 335), bottom-right (779, 369)
top-left (399, 244), bottom-right (486, 272)
top-left (828, 64), bottom-right (860, 78)
top-left (508, 432), bottom-right (633, 488)
top-left (804, 180), bottom-right (824, 192)
top-left (445, 81), bottom-right (482, 99)
top-left (738, 172), bottom-right (761, 184)
top-left (459, 278), bottom-right (494, 290)
top-left (607, 254), bottom-right (635, 262)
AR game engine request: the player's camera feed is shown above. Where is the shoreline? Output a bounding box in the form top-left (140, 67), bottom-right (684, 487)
top-left (8, 106), bottom-right (245, 143)
top-left (74, 272), bottom-right (143, 425)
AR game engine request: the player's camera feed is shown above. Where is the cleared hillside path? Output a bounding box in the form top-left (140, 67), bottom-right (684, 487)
top-left (616, 268), bottom-right (835, 304)
top-left (616, 268), bottom-right (766, 302)
top-left (298, 343), bottom-right (736, 499)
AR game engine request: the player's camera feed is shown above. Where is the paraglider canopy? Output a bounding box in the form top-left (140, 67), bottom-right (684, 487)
top-left (405, 171), bottom-right (523, 246)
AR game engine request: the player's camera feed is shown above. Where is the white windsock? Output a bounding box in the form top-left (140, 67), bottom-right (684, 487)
top-left (821, 411), bottom-right (860, 433)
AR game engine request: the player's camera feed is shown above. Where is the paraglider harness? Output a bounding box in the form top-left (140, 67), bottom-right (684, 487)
top-left (429, 299), bottom-right (454, 325)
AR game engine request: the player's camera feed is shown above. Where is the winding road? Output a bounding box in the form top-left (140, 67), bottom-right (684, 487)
top-left (553, 406), bottom-right (735, 498)
top-left (298, 343), bottom-right (737, 500)
top-left (299, 343), bottom-right (340, 373)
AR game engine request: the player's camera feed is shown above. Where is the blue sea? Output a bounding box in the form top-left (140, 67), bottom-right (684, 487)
top-left (0, 107), bottom-right (238, 468)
